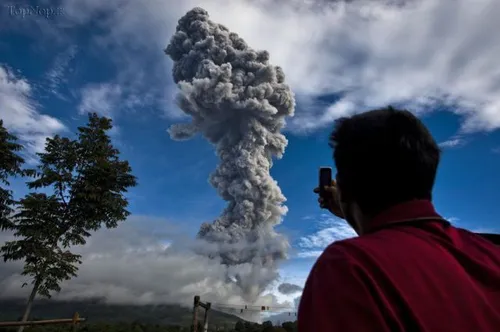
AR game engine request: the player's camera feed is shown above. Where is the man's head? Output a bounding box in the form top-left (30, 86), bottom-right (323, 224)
top-left (329, 106), bottom-right (441, 233)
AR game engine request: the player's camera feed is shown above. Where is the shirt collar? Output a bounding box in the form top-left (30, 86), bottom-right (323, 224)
top-left (365, 199), bottom-right (443, 233)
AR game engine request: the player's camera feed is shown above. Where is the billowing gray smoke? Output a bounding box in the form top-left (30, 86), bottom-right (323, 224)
top-left (277, 283), bottom-right (303, 295)
top-left (165, 7), bottom-right (295, 298)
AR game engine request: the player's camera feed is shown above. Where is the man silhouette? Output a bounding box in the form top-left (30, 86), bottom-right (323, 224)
top-left (298, 106), bottom-right (500, 332)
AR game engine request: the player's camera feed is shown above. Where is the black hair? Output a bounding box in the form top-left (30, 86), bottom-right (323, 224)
top-left (329, 106), bottom-right (441, 217)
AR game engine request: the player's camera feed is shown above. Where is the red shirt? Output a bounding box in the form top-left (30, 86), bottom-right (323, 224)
top-left (298, 200), bottom-right (500, 332)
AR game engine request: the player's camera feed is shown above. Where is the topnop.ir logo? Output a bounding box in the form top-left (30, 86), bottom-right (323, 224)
top-left (6, 4), bottom-right (65, 19)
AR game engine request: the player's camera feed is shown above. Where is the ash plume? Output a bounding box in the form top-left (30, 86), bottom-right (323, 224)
top-left (277, 283), bottom-right (303, 295)
top-left (164, 7), bottom-right (295, 299)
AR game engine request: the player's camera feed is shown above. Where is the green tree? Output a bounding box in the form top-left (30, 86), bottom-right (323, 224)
top-left (0, 119), bottom-right (24, 227)
top-left (0, 113), bottom-right (137, 332)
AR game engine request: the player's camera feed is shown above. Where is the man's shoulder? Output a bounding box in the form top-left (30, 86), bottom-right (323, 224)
top-left (315, 237), bottom-right (366, 270)
top-left (317, 228), bottom-right (415, 269)
top-left (324, 229), bottom-right (394, 254)
top-left (318, 240), bottom-right (353, 262)
top-left (319, 224), bottom-right (500, 275)
top-left (309, 241), bottom-right (361, 285)
top-left (310, 237), bottom-right (385, 294)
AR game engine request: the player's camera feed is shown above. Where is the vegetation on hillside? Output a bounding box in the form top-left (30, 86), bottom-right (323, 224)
top-left (0, 299), bottom-right (297, 332)
top-left (0, 319), bottom-right (298, 332)
top-left (0, 300), bottom-right (240, 328)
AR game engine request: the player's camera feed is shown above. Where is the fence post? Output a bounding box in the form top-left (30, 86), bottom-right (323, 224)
top-left (203, 302), bottom-right (211, 332)
top-left (193, 295), bottom-right (200, 332)
top-left (72, 312), bottom-right (79, 332)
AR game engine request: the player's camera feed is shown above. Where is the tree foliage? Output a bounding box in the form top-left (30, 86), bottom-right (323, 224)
top-left (0, 112), bottom-right (137, 299)
top-left (0, 119), bottom-right (24, 229)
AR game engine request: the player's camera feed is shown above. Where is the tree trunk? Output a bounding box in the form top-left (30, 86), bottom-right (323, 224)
top-left (17, 278), bottom-right (41, 332)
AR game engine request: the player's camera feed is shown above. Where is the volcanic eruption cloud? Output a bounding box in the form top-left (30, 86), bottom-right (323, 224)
top-left (165, 7), bottom-right (295, 300)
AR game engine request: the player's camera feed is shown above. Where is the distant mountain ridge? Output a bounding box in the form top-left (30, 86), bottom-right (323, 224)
top-left (0, 298), bottom-right (241, 327)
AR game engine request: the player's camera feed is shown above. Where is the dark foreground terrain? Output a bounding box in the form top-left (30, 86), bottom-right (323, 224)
top-left (0, 299), bottom-right (297, 332)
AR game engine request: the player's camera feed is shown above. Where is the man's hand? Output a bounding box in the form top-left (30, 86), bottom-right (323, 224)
top-left (313, 180), bottom-right (345, 219)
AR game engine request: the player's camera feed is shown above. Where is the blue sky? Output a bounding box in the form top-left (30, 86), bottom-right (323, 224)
top-left (1, 0), bottom-right (500, 313)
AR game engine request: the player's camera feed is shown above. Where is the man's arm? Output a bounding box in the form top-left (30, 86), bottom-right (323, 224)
top-left (298, 244), bottom-right (392, 332)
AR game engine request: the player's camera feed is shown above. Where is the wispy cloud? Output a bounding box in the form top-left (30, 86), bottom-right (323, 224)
top-left (296, 214), bottom-right (357, 258)
top-left (469, 227), bottom-right (499, 234)
top-left (296, 250), bottom-right (324, 259)
top-left (446, 216), bottom-right (498, 234)
top-left (78, 83), bottom-right (123, 118)
top-left (445, 216), bottom-right (460, 224)
top-left (45, 45), bottom-right (78, 100)
top-left (492, 147), bottom-right (500, 154)
top-left (77, 72), bottom-right (159, 120)
top-left (0, 64), bottom-right (66, 160)
top-left (439, 136), bottom-right (466, 149)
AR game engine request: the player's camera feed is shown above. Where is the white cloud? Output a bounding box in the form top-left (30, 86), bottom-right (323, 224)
top-left (55, 0), bottom-right (500, 135)
top-left (469, 227), bottom-right (499, 234)
top-left (296, 214), bottom-right (357, 258)
top-left (445, 216), bottom-right (460, 224)
top-left (45, 45), bottom-right (78, 99)
top-left (78, 83), bottom-right (123, 117)
top-left (0, 65), bottom-right (66, 158)
top-left (447, 217), bottom-right (498, 234)
top-left (296, 250), bottom-right (324, 259)
top-left (0, 215), bottom-right (287, 317)
top-left (57, 0), bottom-right (187, 120)
top-left (77, 75), bottom-right (163, 120)
top-left (439, 136), bottom-right (466, 148)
